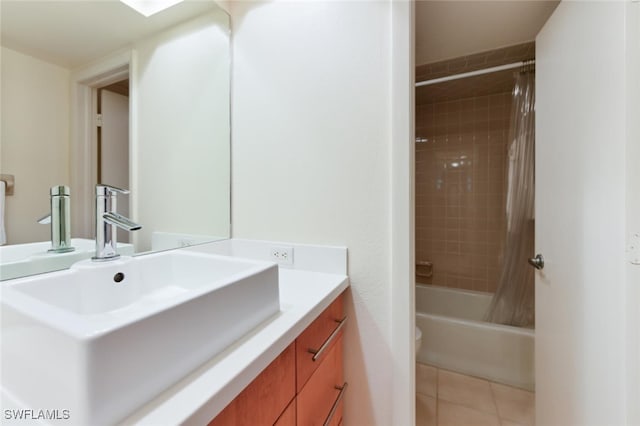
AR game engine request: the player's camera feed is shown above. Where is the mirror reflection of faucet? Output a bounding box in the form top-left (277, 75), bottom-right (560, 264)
top-left (92, 184), bottom-right (141, 261)
top-left (37, 185), bottom-right (75, 253)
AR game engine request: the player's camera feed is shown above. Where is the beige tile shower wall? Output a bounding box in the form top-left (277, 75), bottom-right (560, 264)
top-left (415, 92), bottom-right (512, 293)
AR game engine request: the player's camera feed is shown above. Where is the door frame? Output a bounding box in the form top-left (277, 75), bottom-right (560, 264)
top-left (391, 1), bottom-right (416, 425)
top-left (70, 50), bottom-right (135, 239)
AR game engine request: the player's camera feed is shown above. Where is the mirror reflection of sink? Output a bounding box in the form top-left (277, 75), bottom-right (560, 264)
top-left (1, 250), bottom-right (279, 425)
top-left (0, 238), bottom-right (135, 280)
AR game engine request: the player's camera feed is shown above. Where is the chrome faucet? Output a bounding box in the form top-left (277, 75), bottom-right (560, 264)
top-left (93, 184), bottom-right (141, 261)
top-left (38, 185), bottom-right (75, 253)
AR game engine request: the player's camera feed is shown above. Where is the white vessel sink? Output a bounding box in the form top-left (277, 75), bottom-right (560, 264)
top-left (1, 250), bottom-right (279, 425)
top-left (0, 238), bottom-right (134, 280)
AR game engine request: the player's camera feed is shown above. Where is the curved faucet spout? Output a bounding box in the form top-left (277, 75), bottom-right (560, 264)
top-left (103, 212), bottom-right (142, 232)
top-left (37, 214), bottom-right (52, 224)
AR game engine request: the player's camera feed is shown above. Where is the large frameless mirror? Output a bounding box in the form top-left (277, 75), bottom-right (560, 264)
top-left (0, 0), bottom-right (231, 280)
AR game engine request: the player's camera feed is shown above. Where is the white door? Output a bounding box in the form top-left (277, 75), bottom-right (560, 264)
top-left (535, 2), bottom-right (633, 425)
top-left (100, 89), bottom-right (130, 242)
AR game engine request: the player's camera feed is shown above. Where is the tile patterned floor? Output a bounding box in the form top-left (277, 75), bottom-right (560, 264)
top-left (416, 363), bottom-right (535, 426)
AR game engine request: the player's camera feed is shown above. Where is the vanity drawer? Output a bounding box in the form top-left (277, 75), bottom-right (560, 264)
top-left (274, 399), bottom-right (296, 426)
top-left (208, 343), bottom-right (295, 426)
top-left (296, 335), bottom-right (344, 426)
top-left (296, 296), bottom-right (345, 391)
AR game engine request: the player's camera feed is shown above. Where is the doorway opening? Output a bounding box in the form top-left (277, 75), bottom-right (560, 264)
top-left (413, 2), bottom-right (558, 424)
top-left (69, 53), bottom-right (132, 242)
top-left (96, 79), bottom-right (130, 241)
top-left (414, 42), bottom-right (536, 426)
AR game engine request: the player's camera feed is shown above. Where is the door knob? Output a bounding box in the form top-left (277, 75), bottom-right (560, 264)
top-left (528, 254), bottom-right (544, 270)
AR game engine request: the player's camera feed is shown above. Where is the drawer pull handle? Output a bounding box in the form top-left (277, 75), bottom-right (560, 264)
top-left (308, 316), bottom-right (347, 362)
top-left (323, 382), bottom-right (348, 426)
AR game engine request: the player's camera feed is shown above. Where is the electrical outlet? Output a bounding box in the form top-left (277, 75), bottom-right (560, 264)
top-left (179, 239), bottom-right (195, 247)
top-left (269, 246), bottom-right (294, 265)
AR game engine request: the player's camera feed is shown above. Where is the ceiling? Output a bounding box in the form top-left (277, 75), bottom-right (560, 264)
top-left (0, 0), bottom-right (218, 69)
top-left (2, 1), bottom-right (558, 74)
top-left (415, 0), bottom-right (559, 66)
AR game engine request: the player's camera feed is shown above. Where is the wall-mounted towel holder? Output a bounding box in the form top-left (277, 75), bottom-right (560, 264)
top-left (1, 174), bottom-right (15, 195)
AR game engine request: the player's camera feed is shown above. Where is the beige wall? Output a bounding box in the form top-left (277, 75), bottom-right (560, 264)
top-left (415, 92), bottom-right (511, 293)
top-left (0, 46), bottom-right (70, 244)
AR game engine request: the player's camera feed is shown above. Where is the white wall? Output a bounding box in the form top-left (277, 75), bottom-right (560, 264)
top-left (625, 1), bottom-right (640, 424)
top-left (229, 1), bottom-right (413, 424)
top-left (133, 11), bottom-right (231, 251)
top-left (0, 47), bottom-right (70, 244)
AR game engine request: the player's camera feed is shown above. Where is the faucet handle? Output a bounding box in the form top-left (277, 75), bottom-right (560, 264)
top-left (96, 184), bottom-right (130, 196)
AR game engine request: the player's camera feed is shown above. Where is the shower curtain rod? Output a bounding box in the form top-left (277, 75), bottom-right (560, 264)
top-left (415, 60), bottom-right (535, 87)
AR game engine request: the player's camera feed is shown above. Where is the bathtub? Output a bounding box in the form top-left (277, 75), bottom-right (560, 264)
top-left (416, 284), bottom-right (534, 391)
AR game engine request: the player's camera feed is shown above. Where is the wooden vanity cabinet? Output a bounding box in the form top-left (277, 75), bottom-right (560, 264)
top-left (295, 296), bottom-right (344, 392)
top-left (274, 400), bottom-right (296, 426)
top-left (208, 293), bottom-right (346, 426)
top-left (296, 336), bottom-right (343, 425)
top-left (208, 343), bottom-right (296, 426)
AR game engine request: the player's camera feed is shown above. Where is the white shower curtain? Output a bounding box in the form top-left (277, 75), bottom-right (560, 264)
top-left (485, 70), bottom-right (536, 327)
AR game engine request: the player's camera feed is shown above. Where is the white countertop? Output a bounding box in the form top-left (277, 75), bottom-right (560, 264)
top-left (121, 268), bottom-right (348, 425)
top-left (1, 239), bottom-right (349, 426)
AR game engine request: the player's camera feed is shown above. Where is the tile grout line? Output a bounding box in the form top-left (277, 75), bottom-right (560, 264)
top-left (422, 363), bottom-right (535, 426)
top-left (488, 380), bottom-right (502, 426)
top-left (435, 366), bottom-right (439, 426)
